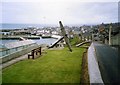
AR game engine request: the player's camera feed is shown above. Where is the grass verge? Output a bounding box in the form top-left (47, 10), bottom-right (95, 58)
top-left (2, 47), bottom-right (85, 83)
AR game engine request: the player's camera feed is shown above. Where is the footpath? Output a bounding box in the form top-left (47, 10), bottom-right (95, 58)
top-left (0, 53), bottom-right (28, 69)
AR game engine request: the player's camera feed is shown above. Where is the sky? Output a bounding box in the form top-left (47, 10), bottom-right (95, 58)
top-left (0, 0), bottom-right (119, 25)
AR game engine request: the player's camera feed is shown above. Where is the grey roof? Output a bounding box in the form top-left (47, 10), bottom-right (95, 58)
top-left (82, 32), bottom-right (92, 37)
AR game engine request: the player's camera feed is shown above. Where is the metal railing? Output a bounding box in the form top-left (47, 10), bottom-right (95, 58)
top-left (0, 43), bottom-right (36, 57)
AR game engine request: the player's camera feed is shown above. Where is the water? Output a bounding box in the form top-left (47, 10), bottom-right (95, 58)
top-left (35, 38), bottom-right (57, 45)
top-left (1, 40), bottom-right (18, 45)
top-left (0, 23), bottom-right (55, 29)
top-left (0, 38), bottom-right (57, 45)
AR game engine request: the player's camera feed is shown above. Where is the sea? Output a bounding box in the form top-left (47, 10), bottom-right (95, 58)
top-left (0, 23), bottom-right (56, 29)
top-left (0, 23), bottom-right (57, 45)
top-left (1, 38), bottom-right (57, 45)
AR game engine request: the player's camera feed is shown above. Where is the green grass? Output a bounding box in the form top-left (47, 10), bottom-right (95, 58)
top-left (2, 47), bottom-right (85, 83)
top-left (70, 34), bottom-right (82, 46)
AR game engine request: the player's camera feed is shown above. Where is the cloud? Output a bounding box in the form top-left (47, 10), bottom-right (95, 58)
top-left (1, 0), bottom-right (120, 2)
top-left (1, 1), bottom-right (118, 25)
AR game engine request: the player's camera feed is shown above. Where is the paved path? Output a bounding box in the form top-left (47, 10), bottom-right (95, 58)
top-left (0, 53), bottom-right (28, 69)
top-left (93, 42), bottom-right (120, 84)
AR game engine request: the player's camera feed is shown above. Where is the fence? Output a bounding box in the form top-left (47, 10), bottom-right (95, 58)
top-left (0, 43), bottom-right (38, 64)
top-left (0, 43), bottom-right (36, 57)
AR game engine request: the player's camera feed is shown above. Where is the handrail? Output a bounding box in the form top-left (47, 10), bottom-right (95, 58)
top-left (0, 43), bottom-right (36, 57)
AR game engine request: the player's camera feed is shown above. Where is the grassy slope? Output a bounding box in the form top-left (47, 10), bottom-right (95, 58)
top-left (70, 34), bottom-right (82, 46)
top-left (2, 47), bottom-right (85, 83)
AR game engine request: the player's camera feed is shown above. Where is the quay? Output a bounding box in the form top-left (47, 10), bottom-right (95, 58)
top-left (1, 36), bottom-right (41, 39)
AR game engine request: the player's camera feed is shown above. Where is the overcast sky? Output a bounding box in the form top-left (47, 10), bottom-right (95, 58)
top-left (1, 0), bottom-right (119, 25)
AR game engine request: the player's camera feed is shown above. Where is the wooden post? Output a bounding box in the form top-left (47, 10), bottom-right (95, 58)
top-left (39, 47), bottom-right (41, 55)
top-left (109, 23), bottom-right (112, 45)
top-left (59, 21), bottom-right (72, 52)
top-left (32, 50), bottom-right (34, 59)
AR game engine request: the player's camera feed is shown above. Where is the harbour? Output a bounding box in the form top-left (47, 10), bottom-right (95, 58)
top-left (0, 38), bottom-right (57, 45)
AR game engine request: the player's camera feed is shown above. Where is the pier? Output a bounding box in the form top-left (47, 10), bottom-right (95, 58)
top-left (1, 35), bottom-right (41, 39)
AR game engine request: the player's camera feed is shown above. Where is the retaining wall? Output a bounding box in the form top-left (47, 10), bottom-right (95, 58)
top-left (87, 43), bottom-right (104, 84)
